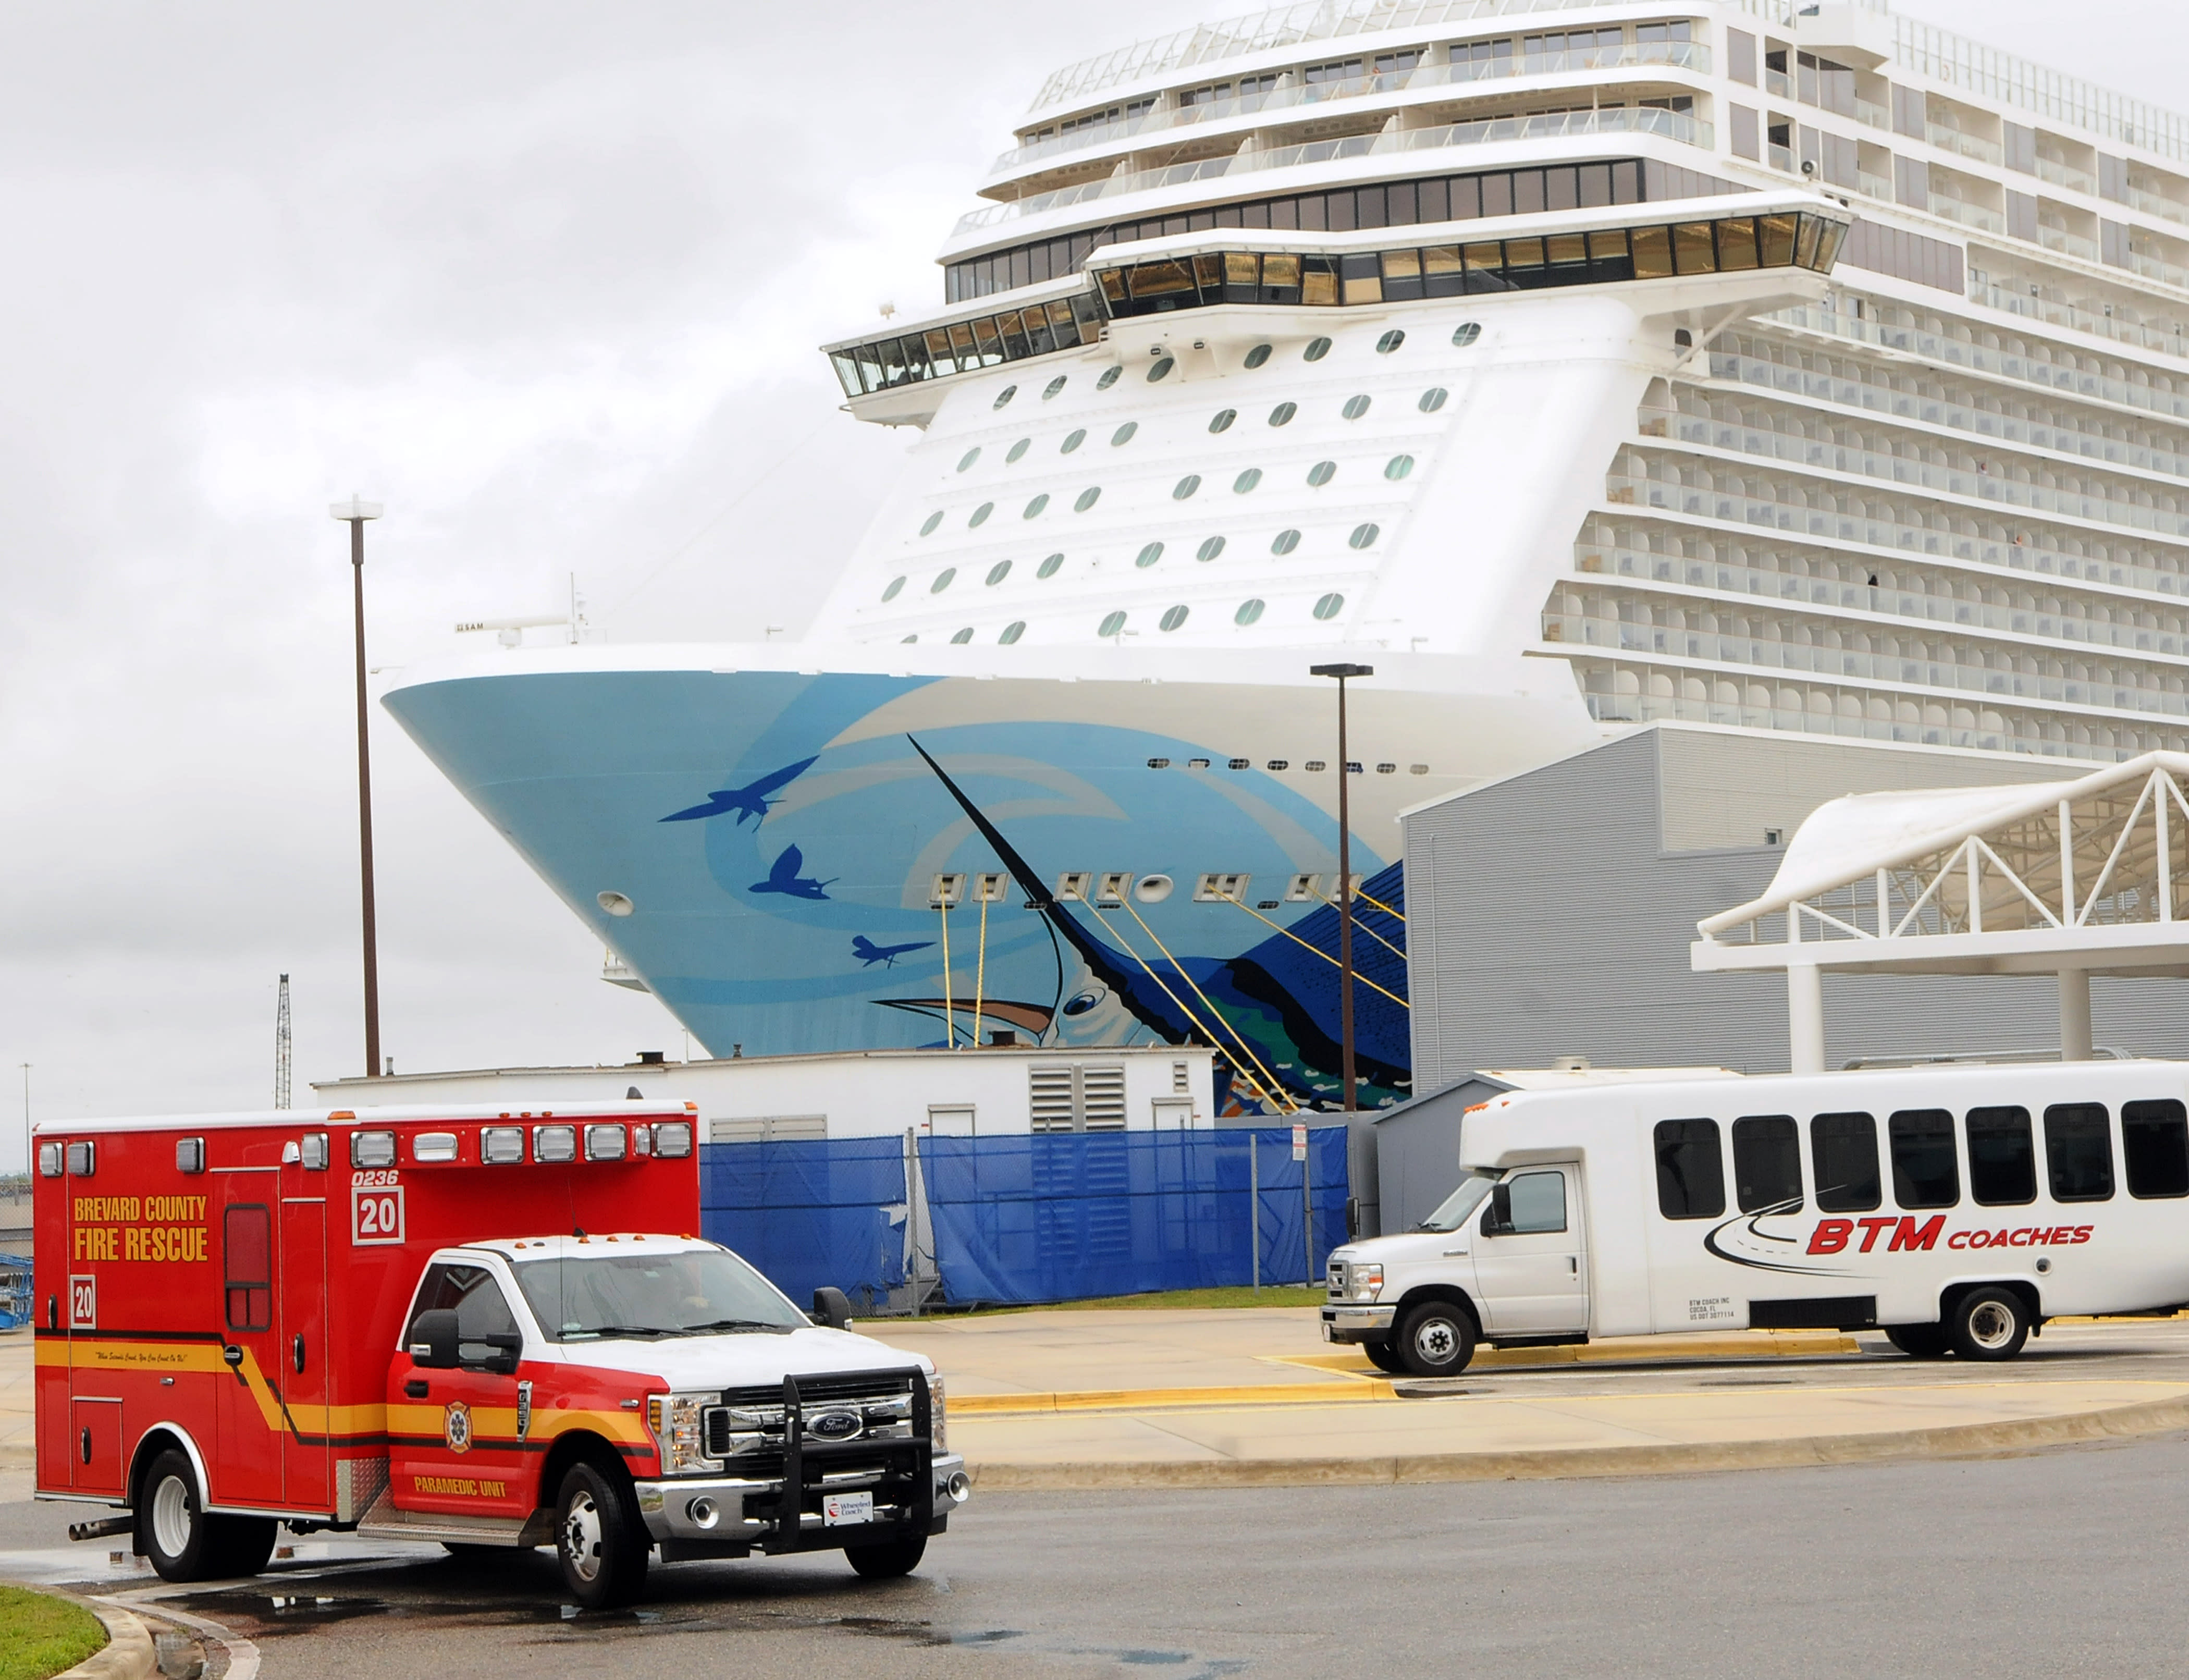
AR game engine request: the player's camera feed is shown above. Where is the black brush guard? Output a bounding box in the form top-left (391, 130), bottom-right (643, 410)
top-left (759, 1367), bottom-right (933, 1554)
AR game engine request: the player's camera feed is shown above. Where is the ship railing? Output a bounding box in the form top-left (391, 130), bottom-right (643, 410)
top-left (1574, 691), bottom-right (2086, 763)
top-left (957, 105), bottom-right (1710, 236)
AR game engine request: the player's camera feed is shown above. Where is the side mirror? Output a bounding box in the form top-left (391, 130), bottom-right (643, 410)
top-left (1480, 1184), bottom-right (1515, 1238)
top-left (409, 1308), bottom-right (460, 1369)
top-left (472, 1332), bottom-right (523, 1376)
top-left (811, 1286), bottom-right (853, 1330)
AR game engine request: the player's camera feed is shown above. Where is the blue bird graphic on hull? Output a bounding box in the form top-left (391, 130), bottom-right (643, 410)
top-left (660, 756), bottom-right (818, 825)
top-left (750, 844), bottom-right (836, 900)
top-left (852, 935), bottom-right (934, 968)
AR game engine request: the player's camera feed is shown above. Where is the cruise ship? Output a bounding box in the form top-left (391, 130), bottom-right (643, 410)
top-left (384, 0), bottom-right (2189, 1114)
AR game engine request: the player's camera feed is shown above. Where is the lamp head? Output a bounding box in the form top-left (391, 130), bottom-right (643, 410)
top-left (329, 496), bottom-right (384, 522)
top-left (1310, 662), bottom-right (1374, 680)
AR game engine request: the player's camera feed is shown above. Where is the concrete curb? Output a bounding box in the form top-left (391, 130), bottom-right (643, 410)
top-left (38, 1589), bottom-right (154, 1680)
top-left (961, 1394), bottom-right (2189, 1490)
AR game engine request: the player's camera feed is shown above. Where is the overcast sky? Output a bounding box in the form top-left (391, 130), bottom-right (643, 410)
top-left (1, 0), bottom-right (2181, 1164)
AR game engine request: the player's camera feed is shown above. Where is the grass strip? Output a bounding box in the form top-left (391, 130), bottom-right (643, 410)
top-left (0, 1584), bottom-right (107, 1680)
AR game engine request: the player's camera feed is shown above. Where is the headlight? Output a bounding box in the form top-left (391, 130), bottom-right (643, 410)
top-left (1354, 1263), bottom-right (1384, 1302)
top-left (647, 1391), bottom-right (719, 1476)
top-left (929, 1375), bottom-right (948, 1454)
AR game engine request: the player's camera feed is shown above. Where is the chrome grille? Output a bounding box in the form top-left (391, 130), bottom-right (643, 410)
top-left (702, 1372), bottom-right (919, 1477)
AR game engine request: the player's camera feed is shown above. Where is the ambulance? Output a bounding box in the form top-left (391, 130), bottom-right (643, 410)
top-left (1325, 1062), bottom-right (2189, 1375)
top-left (32, 1103), bottom-right (967, 1608)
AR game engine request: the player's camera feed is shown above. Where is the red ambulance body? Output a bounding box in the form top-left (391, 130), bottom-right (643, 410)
top-left (33, 1104), bottom-right (964, 1608)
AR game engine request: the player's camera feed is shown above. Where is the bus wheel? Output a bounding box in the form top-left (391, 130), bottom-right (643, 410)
top-left (1362, 1340), bottom-right (1407, 1375)
top-left (140, 1450), bottom-right (213, 1582)
top-left (1397, 1302), bottom-right (1476, 1377)
top-left (1947, 1288), bottom-right (2031, 1362)
top-left (1884, 1325), bottom-right (1951, 1358)
top-left (555, 1462), bottom-right (649, 1610)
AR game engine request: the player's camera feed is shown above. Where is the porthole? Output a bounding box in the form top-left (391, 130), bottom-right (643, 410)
top-left (1233, 468), bottom-right (1262, 493)
top-left (1097, 365), bottom-right (1122, 390)
top-left (901, 634), bottom-right (917, 643)
top-left (1197, 536), bottom-right (1226, 561)
top-left (1419, 387), bottom-right (1448, 413)
top-left (1313, 592), bottom-right (1346, 620)
top-left (1348, 522), bottom-right (1381, 549)
top-left (957, 447), bottom-right (981, 472)
top-left (986, 559), bottom-right (1013, 586)
top-left (1023, 493), bottom-right (1049, 518)
top-left (1100, 610), bottom-right (1127, 636)
top-left (1062, 428), bottom-right (1086, 453)
top-left (968, 501), bottom-right (994, 527)
top-left (1235, 598), bottom-right (1265, 625)
top-left (1376, 762), bottom-right (1396, 774)
top-left (1244, 343), bottom-right (1273, 369)
top-left (1135, 874), bottom-right (1174, 902)
top-left (919, 511), bottom-right (943, 536)
top-left (1075, 487), bottom-right (1101, 512)
top-left (1342, 394), bottom-right (1372, 420)
top-left (950, 627), bottom-right (974, 644)
top-left (1210, 408), bottom-right (1237, 433)
top-left (1307, 460), bottom-right (1336, 487)
top-left (1376, 329), bottom-right (1406, 354)
top-left (1136, 542), bottom-right (1165, 568)
top-left (993, 385), bottom-right (1017, 408)
top-left (1303, 337), bottom-right (1332, 362)
top-left (931, 568), bottom-right (957, 593)
top-left (1001, 620), bottom-right (1027, 643)
top-left (1268, 401), bottom-right (1297, 426)
top-left (1147, 356), bottom-right (1175, 382)
top-left (1160, 605), bottom-right (1190, 632)
top-left (1037, 552), bottom-right (1065, 578)
top-left (1112, 422), bottom-right (1138, 446)
top-left (1006, 438), bottom-right (1030, 463)
top-left (1453, 322), bottom-right (1482, 347)
top-left (1173, 474), bottom-right (1201, 500)
top-left (1384, 455), bottom-right (1415, 481)
top-left (1043, 375), bottom-right (1067, 400)
top-left (882, 575), bottom-right (906, 602)
top-left (1271, 529), bottom-right (1301, 555)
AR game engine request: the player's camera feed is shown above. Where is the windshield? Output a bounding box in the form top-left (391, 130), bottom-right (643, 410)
top-left (511, 1247), bottom-right (808, 1341)
top-left (1418, 1170), bottom-right (1501, 1233)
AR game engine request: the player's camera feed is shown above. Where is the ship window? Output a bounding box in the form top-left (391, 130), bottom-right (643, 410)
top-left (1244, 344), bottom-right (1273, 369)
top-left (1630, 226), bottom-right (1674, 279)
top-left (1348, 523), bottom-right (1381, 549)
top-left (1062, 428), bottom-right (1086, 453)
top-left (1111, 422), bottom-right (1138, 446)
top-left (1043, 375), bottom-right (1067, 399)
top-left (1136, 542), bottom-right (1165, 568)
top-left (901, 634), bottom-right (917, 643)
top-left (882, 576), bottom-right (905, 602)
top-left (1000, 620), bottom-right (1026, 644)
top-left (1342, 394), bottom-right (1371, 420)
top-left (1313, 592), bottom-right (1345, 620)
top-left (1099, 611), bottom-right (1127, 636)
top-left (1269, 401), bottom-right (1298, 426)
top-left (986, 560), bottom-right (1012, 586)
top-left (1271, 529), bottom-right (1301, 555)
top-left (1075, 487), bottom-right (1101, 511)
top-left (993, 385), bottom-right (1017, 408)
top-left (1097, 366), bottom-right (1122, 390)
top-left (956, 447), bottom-right (981, 472)
top-left (1453, 323), bottom-right (1481, 347)
top-left (1210, 408), bottom-right (1237, 433)
top-left (919, 511), bottom-right (943, 536)
top-left (1307, 461), bottom-right (1336, 486)
top-left (1234, 469), bottom-right (1262, 493)
top-left (968, 502), bottom-right (994, 527)
top-left (1147, 357), bottom-right (1175, 382)
top-left (1303, 337), bottom-right (1332, 361)
top-left (1160, 605), bottom-right (1190, 632)
top-left (1173, 475), bottom-right (1201, 500)
top-left (1038, 552), bottom-right (1065, 578)
top-left (1375, 329), bottom-right (1406, 353)
top-left (1023, 494), bottom-right (1049, 519)
top-left (1419, 387), bottom-right (1448, 412)
top-left (1198, 536), bottom-right (1226, 560)
top-left (931, 568), bottom-right (956, 593)
top-left (1384, 455), bottom-right (1415, 481)
top-left (1236, 598), bottom-right (1266, 625)
top-left (950, 627), bottom-right (974, 644)
top-left (1006, 438), bottom-right (1030, 463)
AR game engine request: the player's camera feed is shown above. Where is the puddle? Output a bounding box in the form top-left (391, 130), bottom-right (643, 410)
top-left (1699, 1377), bottom-right (1798, 1388)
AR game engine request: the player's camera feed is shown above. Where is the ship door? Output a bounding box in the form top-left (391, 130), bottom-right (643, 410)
top-left (214, 1179), bottom-right (287, 1509)
top-left (279, 1192), bottom-right (331, 1512)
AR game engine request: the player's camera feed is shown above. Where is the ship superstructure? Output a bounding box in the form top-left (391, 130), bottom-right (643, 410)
top-left (384, 0), bottom-right (2189, 1110)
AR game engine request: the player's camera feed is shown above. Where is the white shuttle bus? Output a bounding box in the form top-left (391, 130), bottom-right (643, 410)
top-left (1325, 1063), bottom-right (2189, 1376)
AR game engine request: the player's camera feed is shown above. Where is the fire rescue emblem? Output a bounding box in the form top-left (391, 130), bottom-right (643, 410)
top-left (445, 1400), bottom-right (473, 1456)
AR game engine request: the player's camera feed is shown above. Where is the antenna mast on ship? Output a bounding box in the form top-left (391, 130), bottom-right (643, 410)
top-left (275, 973), bottom-right (292, 1110)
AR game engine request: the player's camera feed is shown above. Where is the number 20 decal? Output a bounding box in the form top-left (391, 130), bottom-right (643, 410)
top-left (352, 1184), bottom-right (405, 1246)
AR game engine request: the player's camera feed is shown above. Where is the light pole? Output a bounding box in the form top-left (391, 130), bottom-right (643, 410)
top-left (1309, 663), bottom-right (1372, 1113)
top-left (331, 496), bottom-right (385, 1079)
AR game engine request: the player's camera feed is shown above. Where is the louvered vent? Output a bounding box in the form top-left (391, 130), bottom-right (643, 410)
top-left (1029, 1065), bottom-right (1078, 1133)
top-left (1081, 1065), bottom-right (1126, 1131)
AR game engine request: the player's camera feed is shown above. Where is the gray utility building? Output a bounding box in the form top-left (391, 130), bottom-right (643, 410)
top-left (1365, 723), bottom-right (2189, 1233)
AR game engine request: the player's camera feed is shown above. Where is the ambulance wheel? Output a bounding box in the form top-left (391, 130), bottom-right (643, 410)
top-left (1884, 1325), bottom-right (1951, 1359)
top-left (845, 1533), bottom-right (927, 1579)
top-left (554, 1462), bottom-right (649, 1610)
top-left (140, 1450), bottom-right (214, 1583)
top-left (1362, 1340), bottom-right (1407, 1375)
top-left (208, 1517), bottom-right (277, 1578)
top-left (1947, 1287), bottom-right (2031, 1362)
top-left (1397, 1302), bottom-right (1477, 1377)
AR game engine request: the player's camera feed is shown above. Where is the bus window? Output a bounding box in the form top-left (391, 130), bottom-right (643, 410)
top-left (1811, 1112), bottom-right (1880, 1212)
top-left (1888, 1109), bottom-right (1959, 1209)
top-left (1966, 1107), bottom-right (2036, 1206)
top-left (1654, 1119), bottom-right (1725, 1220)
top-left (1731, 1114), bottom-right (1801, 1213)
top-left (2044, 1103), bottom-right (2114, 1203)
top-left (2122, 1099), bottom-right (2189, 1199)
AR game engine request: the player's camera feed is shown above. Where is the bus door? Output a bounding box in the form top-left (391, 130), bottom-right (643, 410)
top-left (1473, 1164), bottom-right (1589, 1335)
top-left (214, 1178), bottom-right (286, 1509)
top-left (279, 1185), bottom-right (331, 1512)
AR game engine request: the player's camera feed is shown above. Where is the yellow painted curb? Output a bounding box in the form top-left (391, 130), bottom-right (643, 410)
top-left (1279, 1331), bottom-right (1861, 1376)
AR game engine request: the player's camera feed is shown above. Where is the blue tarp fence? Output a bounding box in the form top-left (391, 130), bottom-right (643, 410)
top-left (699, 1140), bottom-right (907, 1313)
top-left (0, 1253), bottom-right (29, 1332)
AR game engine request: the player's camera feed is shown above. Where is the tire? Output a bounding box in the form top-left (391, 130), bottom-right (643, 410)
top-left (139, 1450), bottom-right (215, 1583)
top-left (1362, 1340), bottom-right (1407, 1376)
top-left (1947, 1287), bottom-right (2032, 1362)
top-left (1884, 1324), bottom-right (1951, 1359)
top-left (554, 1461), bottom-right (650, 1610)
top-left (846, 1533), bottom-right (928, 1579)
top-left (1396, 1301), bottom-right (1477, 1378)
top-left (207, 1516), bottom-right (278, 1579)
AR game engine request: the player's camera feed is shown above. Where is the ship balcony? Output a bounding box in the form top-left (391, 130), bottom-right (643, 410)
top-left (2038, 156), bottom-right (2099, 197)
top-left (1924, 122), bottom-right (2003, 170)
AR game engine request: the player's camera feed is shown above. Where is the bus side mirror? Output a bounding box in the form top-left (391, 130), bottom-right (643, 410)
top-left (811, 1287), bottom-right (853, 1330)
top-left (409, 1309), bottom-right (460, 1369)
top-left (1480, 1184), bottom-right (1515, 1237)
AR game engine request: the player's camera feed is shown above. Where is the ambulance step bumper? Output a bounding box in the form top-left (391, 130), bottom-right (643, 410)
top-left (352, 1488), bottom-right (555, 1550)
top-left (636, 1453), bottom-right (967, 1546)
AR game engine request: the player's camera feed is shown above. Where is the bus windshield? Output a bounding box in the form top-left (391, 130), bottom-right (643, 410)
top-left (511, 1247), bottom-right (808, 1341)
top-left (1417, 1170), bottom-right (1501, 1233)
